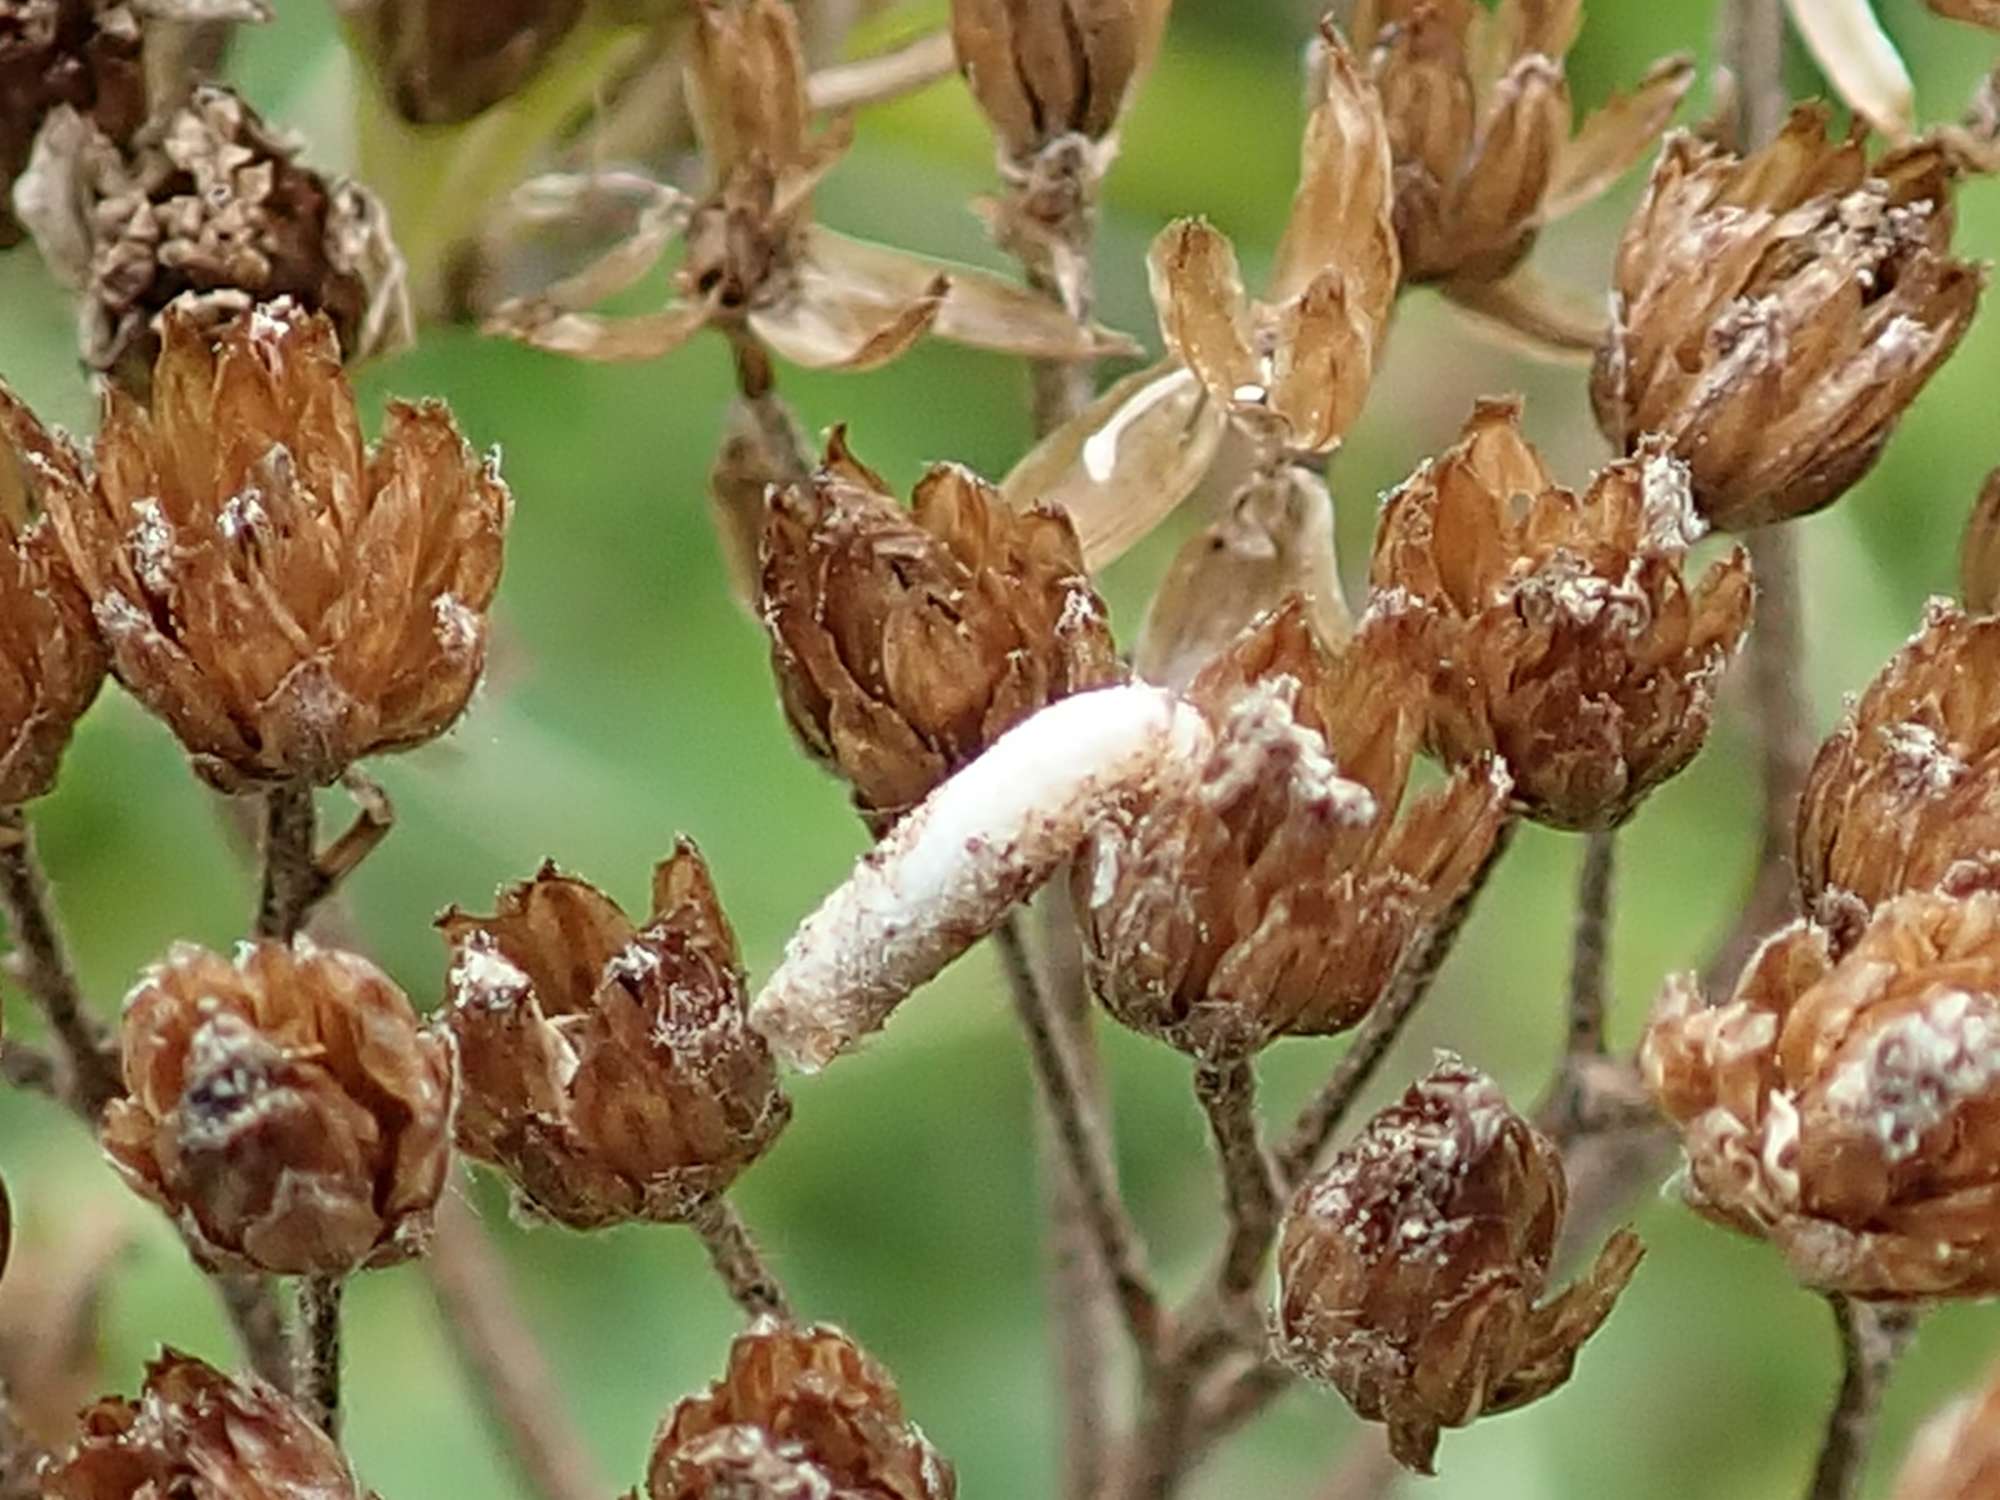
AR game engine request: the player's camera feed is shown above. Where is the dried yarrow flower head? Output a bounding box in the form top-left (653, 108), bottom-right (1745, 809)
top-left (645, 1320), bottom-right (954, 1500)
top-left (16, 85), bottom-right (409, 390)
top-left (42, 300), bottom-right (509, 791)
top-left (762, 431), bottom-right (1121, 835)
top-left (1961, 468), bottom-right (2000, 615)
top-left (1796, 600), bottom-right (2000, 947)
top-left (1368, 398), bottom-right (1752, 831)
top-left (950, 0), bottom-right (1168, 165)
top-left (42, 1349), bottom-right (375, 1500)
top-left (1146, 27), bottom-right (1397, 457)
top-left (1344, 0), bottom-right (1692, 292)
top-left (1643, 890), bottom-right (2000, 1298)
top-left (1891, 1355), bottom-right (2000, 1500)
top-left (1277, 1055), bottom-right (1643, 1473)
top-left (333, 0), bottom-right (587, 124)
top-left (99, 938), bottom-right (454, 1276)
top-left (489, 0), bottom-right (1131, 369)
top-left (1075, 604), bottom-right (1510, 1060)
top-left (440, 840), bottom-right (788, 1229)
top-left (0, 384), bottom-right (109, 805)
top-left (0, 0), bottom-right (143, 247)
top-left (1592, 109), bottom-right (1982, 530)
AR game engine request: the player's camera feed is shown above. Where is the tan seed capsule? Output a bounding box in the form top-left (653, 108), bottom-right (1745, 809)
top-left (647, 1320), bottom-right (955, 1500)
top-left (440, 840), bottom-right (789, 1229)
top-left (100, 938), bottom-right (455, 1276)
top-left (1643, 890), bottom-right (2000, 1299)
top-left (0, 0), bottom-right (144, 247)
top-left (1277, 1054), bottom-right (1643, 1473)
top-left (950, 0), bottom-right (1170, 163)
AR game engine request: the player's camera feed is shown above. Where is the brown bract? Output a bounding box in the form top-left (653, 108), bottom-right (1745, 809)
top-left (1796, 601), bottom-right (2000, 948)
top-left (1277, 1055), bottom-right (1643, 1473)
top-left (1892, 1356), bottom-right (2000, 1500)
top-left (645, 1320), bottom-right (955, 1500)
top-left (1961, 468), bottom-right (2000, 615)
top-left (100, 938), bottom-right (454, 1276)
top-left (42, 301), bottom-right (509, 791)
top-left (1146, 27), bottom-right (1397, 456)
top-left (762, 433), bottom-right (1122, 835)
top-left (0, 0), bottom-right (142, 247)
top-left (0, 384), bottom-right (109, 805)
top-left (440, 840), bottom-right (788, 1229)
top-left (487, 0), bottom-right (1134, 369)
top-left (1642, 891), bottom-right (2000, 1299)
top-left (42, 1350), bottom-right (375, 1500)
top-left (16, 86), bottom-right (410, 390)
top-left (1927, 0), bottom-right (2000, 26)
top-left (1074, 602), bottom-right (1510, 1060)
top-left (336, 0), bottom-right (588, 124)
top-left (1348, 0), bottom-right (1691, 289)
top-left (1592, 109), bottom-right (1982, 530)
top-left (1368, 398), bottom-right (1752, 831)
top-left (950, 0), bottom-right (1170, 162)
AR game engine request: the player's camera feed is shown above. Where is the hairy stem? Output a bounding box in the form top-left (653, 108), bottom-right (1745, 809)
top-left (687, 1196), bottom-right (793, 1321)
top-left (1567, 832), bottom-right (1616, 1058)
top-left (425, 1193), bottom-right (609, 1500)
top-left (1196, 1061), bottom-right (1280, 1299)
top-left (1807, 1298), bottom-right (1919, 1500)
top-left (255, 782), bottom-right (323, 941)
top-left (218, 1272), bottom-right (295, 1391)
top-left (296, 1274), bottom-right (345, 1437)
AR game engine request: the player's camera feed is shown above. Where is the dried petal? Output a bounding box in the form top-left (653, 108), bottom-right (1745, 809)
top-left (1927, 0), bottom-right (2000, 24)
top-left (1961, 469), bottom-right (2000, 615)
top-left (1783, 0), bottom-right (1914, 139)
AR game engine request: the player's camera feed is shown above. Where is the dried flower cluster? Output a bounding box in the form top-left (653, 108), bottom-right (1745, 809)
top-left (0, 0), bottom-right (144, 247)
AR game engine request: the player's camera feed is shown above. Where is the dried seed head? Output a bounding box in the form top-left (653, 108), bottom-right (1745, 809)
top-left (1076, 605), bottom-right (1510, 1060)
top-left (1277, 1054), bottom-right (1643, 1473)
top-left (1796, 601), bottom-right (2000, 946)
top-left (1960, 469), bottom-right (2000, 615)
top-left (41, 300), bottom-right (509, 791)
top-left (950, 0), bottom-right (1170, 163)
top-left (762, 432), bottom-right (1122, 835)
top-left (15, 85), bottom-right (411, 390)
top-left (0, 384), bottom-right (109, 805)
top-left (336, 0), bottom-right (588, 124)
top-left (1891, 1356), bottom-right (2000, 1500)
top-left (99, 938), bottom-right (454, 1276)
top-left (439, 841), bottom-right (789, 1229)
top-left (1368, 398), bottom-right (1752, 831)
top-left (647, 1320), bottom-right (954, 1500)
top-left (42, 1349), bottom-right (374, 1500)
top-left (1592, 110), bottom-right (1982, 530)
top-left (0, 0), bottom-right (143, 246)
top-left (1347, 0), bottom-right (1690, 288)
top-left (1643, 890), bottom-right (2000, 1298)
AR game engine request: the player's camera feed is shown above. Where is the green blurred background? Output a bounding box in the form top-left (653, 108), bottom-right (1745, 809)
top-left (4, 1), bottom-right (2000, 1495)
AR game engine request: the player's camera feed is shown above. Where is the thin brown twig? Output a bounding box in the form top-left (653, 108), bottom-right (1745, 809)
top-left (1194, 1061), bottom-right (1280, 1300)
top-left (687, 1196), bottom-right (793, 1322)
top-left (219, 1271), bottom-right (294, 1390)
top-left (296, 1274), bottom-right (344, 1436)
top-left (254, 781), bottom-right (323, 941)
top-left (1566, 831), bottom-right (1616, 1058)
top-left (424, 1192), bottom-right (609, 1500)
top-left (1806, 1297), bottom-right (1919, 1500)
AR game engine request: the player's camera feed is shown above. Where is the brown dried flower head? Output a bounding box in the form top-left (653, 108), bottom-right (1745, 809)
top-left (17, 85), bottom-right (410, 389)
top-left (335, 0), bottom-right (587, 124)
top-left (1074, 603), bottom-right (1510, 1060)
top-left (646, 1320), bottom-right (955, 1500)
top-left (440, 840), bottom-right (788, 1229)
top-left (1347, 0), bottom-right (1692, 289)
top-left (1277, 1054), bottom-right (1643, 1473)
top-left (100, 938), bottom-right (455, 1276)
top-left (950, 0), bottom-right (1170, 164)
top-left (762, 432), bottom-right (1122, 835)
top-left (0, 0), bottom-right (143, 246)
top-left (42, 300), bottom-right (509, 791)
top-left (1796, 600), bottom-right (2000, 946)
top-left (0, 384), bottom-right (109, 805)
top-left (1592, 109), bottom-right (1982, 530)
top-left (1368, 398), bottom-right (1752, 831)
top-left (1642, 890), bottom-right (2000, 1299)
top-left (1147, 27), bottom-right (1398, 455)
top-left (1960, 468), bottom-right (2000, 616)
top-left (43, 1349), bottom-right (375, 1500)
top-left (1891, 1356), bottom-right (2000, 1500)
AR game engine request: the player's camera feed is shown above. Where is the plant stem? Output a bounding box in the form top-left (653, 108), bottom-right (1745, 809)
top-left (687, 1196), bottom-right (792, 1321)
top-left (425, 1193), bottom-right (608, 1500)
top-left (220, 1271), bottom-right (295, 1390)
top-left (806, 29), bottom-right (957, 112)
top-left (994, 914), bottom-right (1162, 1358)
top-left (0, 808), bottom-right (120, 1119)
top-left (255, 782), bottom-right (323, 941)
top-left (1807, 1297), bottom-right (1919, 1500)
top-left (1567, 831), bottom-right (1616, 1058)
top-left (1195, 1061), bottom-right (1280, 1299)
top-left (1314, 1431), bottom-right (1402, 1500)
top-left (296, 1274), bottom-right (345, 1437)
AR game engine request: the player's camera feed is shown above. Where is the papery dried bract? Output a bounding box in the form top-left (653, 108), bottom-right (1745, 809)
top-left (1796, 600), bottom-right (2000, 943)
top-left (762, 434), bottom-right (1121, 834)
top-left (1643, 891), bottom-right (2000, 1298)
top-left (99, 938), bottom-right (454, 1276)
top-left (1592, 111), bottom-right (1982, 529)
top-left (440, 841), bottom-right (788, 1229)
top-left (42, 301), bottom-right (509, 790)
top-left (1368, 399), bottom-right (1751, 831)
top-left (1078, 605), bottom-right (1510, 1059)
top-left (44, 1351), bottom-right (375, 1500)
top-left (1277, 1055), bottom-right (1643, 1473)
top-left (647, 1320), bottom-right (954, 1500)
top-left (0, 0), bottom-right (143, 246)
top-left (1892, 1357), bottom-right (2000, 1500)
